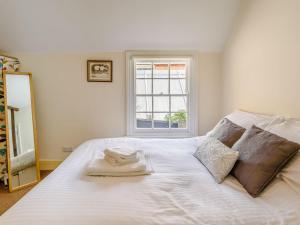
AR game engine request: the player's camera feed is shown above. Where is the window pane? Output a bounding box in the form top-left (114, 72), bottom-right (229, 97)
top-left (171, 96), bottom-right (187, 112)
top-left (136, 96), bottom-right (152, 112)
top-left (153, 79), bottom-right (168, 95)
top-left (153, 113), bottom-right (169, 128)
top-left (136, 63), bottom-right (152, 78)
top-left (170, 79), bottom-right (186, 94)
top-left (153, 96), bottom-right (169, 112)
top-left (170, 112), bottom-right (187, 128)
top-left (136, 79), bottom-right (152, 94)
top-left (170, 63), bottom-right (186, 78)
top-left (153, 63), bottom-right (169, 78)
top-left (136, 113), bottom-right (152, 128)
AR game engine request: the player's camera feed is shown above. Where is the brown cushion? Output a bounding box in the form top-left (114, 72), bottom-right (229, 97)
top-left (209, 118), bottom-right (246, 147)
top-left (232, 125), bottom-right (300, 197)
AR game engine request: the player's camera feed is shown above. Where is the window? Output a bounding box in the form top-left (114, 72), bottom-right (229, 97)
top-left (126, 51), bottom-right (198, 137)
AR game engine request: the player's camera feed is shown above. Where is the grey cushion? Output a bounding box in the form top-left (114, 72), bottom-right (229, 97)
top-left (208, 118), bottom-right (246, 147)
top-left (232, 125), bottom-right (300, 197)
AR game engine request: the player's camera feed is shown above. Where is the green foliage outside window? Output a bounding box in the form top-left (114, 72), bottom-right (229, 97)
top-left (165, 110), bottom-right (187, 127)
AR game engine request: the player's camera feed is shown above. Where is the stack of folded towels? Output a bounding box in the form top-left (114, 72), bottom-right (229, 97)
top-left (86, 147), bottom-right (152, 177)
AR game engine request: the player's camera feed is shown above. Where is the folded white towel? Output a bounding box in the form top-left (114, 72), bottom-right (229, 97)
top-left (87, 170), bottom-right (151, 177)
top-left (104, 154), bottom-right (139, 166)
top-left (86, 152), bottom-right (152, 177)
top-left (104, 147), bottom-right (138, 160)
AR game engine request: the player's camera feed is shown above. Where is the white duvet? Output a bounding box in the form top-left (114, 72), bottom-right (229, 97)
top-left (1, 137), bottom-right (300, 225)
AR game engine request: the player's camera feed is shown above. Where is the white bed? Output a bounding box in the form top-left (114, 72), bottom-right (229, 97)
top-left (1, 137), bottom-right (300, 225)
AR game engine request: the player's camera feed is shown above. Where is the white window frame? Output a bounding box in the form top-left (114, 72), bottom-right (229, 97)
top-left (126, 51), bottom-right (198, 138)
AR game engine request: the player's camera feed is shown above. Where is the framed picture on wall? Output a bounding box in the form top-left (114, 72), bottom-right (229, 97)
top-left (87, 60), bottom-right (113, 82)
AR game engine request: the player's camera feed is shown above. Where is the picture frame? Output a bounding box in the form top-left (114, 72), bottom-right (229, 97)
top-left (87, 60), bottom-right (113, 82)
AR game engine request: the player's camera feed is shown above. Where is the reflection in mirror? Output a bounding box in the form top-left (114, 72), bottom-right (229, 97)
top-left (5, 73), bottom-right (39, 191)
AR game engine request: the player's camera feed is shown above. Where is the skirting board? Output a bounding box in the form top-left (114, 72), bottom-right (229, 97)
top-left (39, 160), bottom-right (62, 170)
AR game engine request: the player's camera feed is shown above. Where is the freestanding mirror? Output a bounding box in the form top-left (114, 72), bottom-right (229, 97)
top-left (3, 72), bottom-right (40, 192)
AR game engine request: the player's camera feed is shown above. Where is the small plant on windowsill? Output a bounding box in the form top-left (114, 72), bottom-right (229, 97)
top-left (165, 110), bottom-right (187, 128)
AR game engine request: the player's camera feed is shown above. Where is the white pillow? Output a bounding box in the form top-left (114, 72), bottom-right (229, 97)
top-left (265, 118), bottom-right (300, 143)
top-left (207, 110), bottom-right (282, 136)
top-left (194, 137), bottom-right (239, 183)
top-left (226, 110), bottom-right (282, 129)
top-left (265, 118), bottom-right (300, 194)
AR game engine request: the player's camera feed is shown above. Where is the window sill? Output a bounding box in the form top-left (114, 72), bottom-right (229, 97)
top-left (126, 130), bottom-right (197, 138)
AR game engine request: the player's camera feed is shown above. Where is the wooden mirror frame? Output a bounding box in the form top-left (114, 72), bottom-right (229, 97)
top-left (3, 72), bottom-right (40, 192)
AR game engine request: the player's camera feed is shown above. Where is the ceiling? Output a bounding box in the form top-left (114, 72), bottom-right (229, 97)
top-left (0, 0), bottom-right (240, 53)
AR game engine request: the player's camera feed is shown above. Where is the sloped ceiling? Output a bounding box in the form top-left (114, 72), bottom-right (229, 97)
top-left (0, 0), bottom-right (240, 52)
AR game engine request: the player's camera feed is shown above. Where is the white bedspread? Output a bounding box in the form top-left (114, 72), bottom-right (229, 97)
top-left (1, 137), bottom-right (300, 225)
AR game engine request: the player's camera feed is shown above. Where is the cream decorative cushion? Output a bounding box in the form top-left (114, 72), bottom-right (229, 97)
top-left (194, 137), bottom-right (239, 183)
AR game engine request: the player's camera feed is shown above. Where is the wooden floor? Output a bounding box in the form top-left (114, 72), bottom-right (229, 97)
top-left (0, 170), bottom-right (51, 215)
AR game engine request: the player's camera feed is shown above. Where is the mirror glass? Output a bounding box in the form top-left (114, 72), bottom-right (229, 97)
top-left (5, 73), bottom-right (39, 191)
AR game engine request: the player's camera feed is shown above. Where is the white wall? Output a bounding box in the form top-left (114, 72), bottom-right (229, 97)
top-left (13, 52), bottom-right (222, 160)
top-left (222, 0), bottom-right (300, 117)
top-left (198, 53), bottom-right (222, 134)
top-left (7, 107), bottom-right (34, 157)
top-left (14, 106), bottom-right (35, 154)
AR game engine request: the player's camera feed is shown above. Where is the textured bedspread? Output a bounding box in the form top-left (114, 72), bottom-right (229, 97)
top-left (1, 137), bottom-right (300, 225)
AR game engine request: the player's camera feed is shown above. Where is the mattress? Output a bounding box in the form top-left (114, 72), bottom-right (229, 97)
top-left (1, 137), bottom-right (300, 225)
